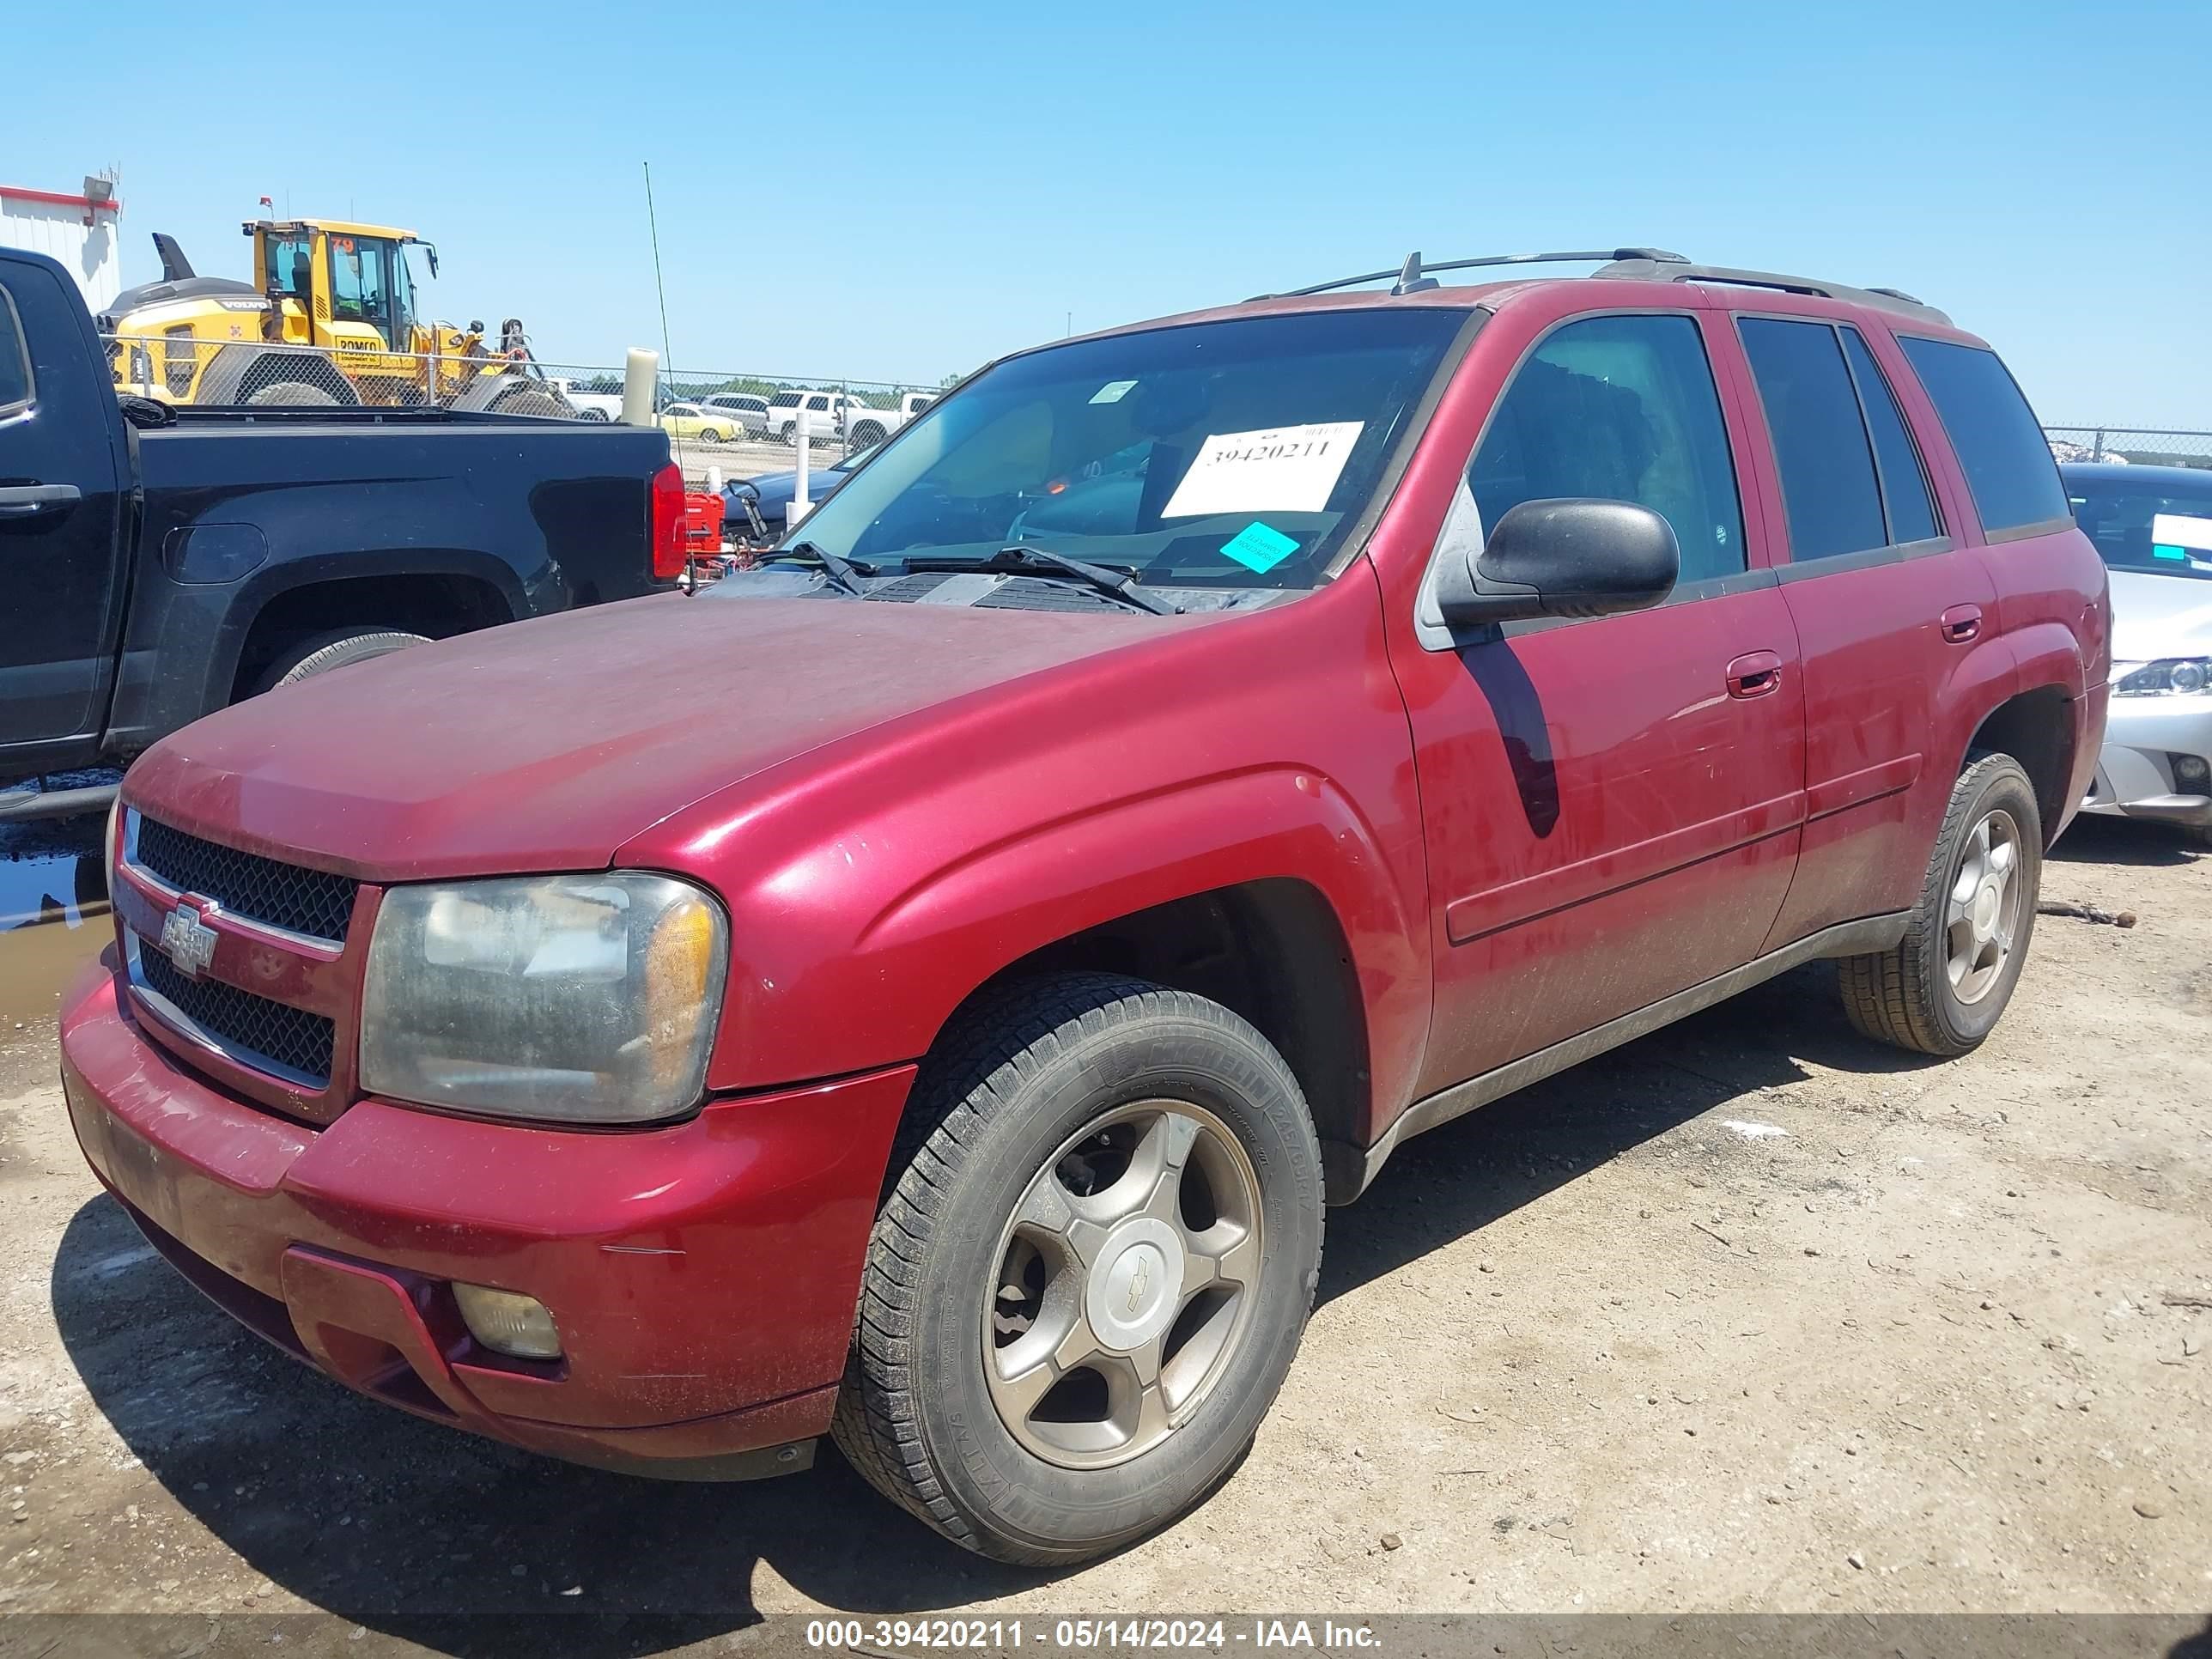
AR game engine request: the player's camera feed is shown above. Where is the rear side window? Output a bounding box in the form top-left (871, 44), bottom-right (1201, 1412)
top-left (0, 287), bottom-right (31, 414)
top-left (1898, 337), bottom-right (2068, 533)
top-left (1838, 328), bottom-right (1939, 544)
top-left (1470, 313), bottom-right (1745, 583)
top-left (1738, 318), bottom-right (1887, 560)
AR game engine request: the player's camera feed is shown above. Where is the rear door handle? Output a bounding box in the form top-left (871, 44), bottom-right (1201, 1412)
top-left (1726, 649), bottom-right (1784, 700)
top-left (1941, 603), bottom-right (1983, 644)
top-left (0, 483), bottom-right (83, 520)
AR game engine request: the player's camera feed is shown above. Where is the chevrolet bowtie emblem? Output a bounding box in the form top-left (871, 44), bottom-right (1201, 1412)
top-left (158, 904), bottom-right (218, 980)
top-left (1126, 1255), bottom-right (1152, 1316)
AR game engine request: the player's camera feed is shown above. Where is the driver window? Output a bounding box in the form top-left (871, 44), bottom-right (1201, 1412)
top-left (1470, 314), bottom-right (1745, 584)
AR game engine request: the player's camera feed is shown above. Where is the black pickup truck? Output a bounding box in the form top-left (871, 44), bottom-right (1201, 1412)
top-left (1, 247), bottom-right (680, 817)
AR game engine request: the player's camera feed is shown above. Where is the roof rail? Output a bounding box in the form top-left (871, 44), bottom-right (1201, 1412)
top-left (1590, 257), bottom-right (1951, 325)
top-left (1249, 248), bottom-right (1689, 302)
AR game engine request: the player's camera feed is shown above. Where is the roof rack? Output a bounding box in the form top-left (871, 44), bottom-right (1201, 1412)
top-left (1253, 248), bottom-right (1950, 325)
top-left (1589, 256), bottom-right (1951, 325)
top-left (1250, 248), bottom-right (1689, 301)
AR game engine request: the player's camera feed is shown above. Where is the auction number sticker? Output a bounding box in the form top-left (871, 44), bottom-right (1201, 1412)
top-left (1159, 422), bottom-right (1364, 519)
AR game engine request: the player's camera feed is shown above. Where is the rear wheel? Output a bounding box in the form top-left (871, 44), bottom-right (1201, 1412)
top-left (255, 629), bottom-right (431, 695)
top-left (832, 973), bottom-right (1324, 1564)
top-left (1841, 753), bottom-right (2042, 1055)
top-left (848, 422), bottom-right (887, 451)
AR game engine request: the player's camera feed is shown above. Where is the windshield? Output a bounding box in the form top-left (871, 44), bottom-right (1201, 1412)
top-left (787, 307), bottom-right (1466, 588)
top-left (2069, 476), bottom-right (2212, 578)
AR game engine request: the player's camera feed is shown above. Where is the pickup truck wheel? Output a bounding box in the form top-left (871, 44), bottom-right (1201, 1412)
top-left (848, 422), bottom-right (886, 451)
top-left (1841, 753), bottom-right (2042, 1056)
top-left (832, 972), bottom-right (1324, 1564)
top-left (256, 629), bottom-right (431, 694)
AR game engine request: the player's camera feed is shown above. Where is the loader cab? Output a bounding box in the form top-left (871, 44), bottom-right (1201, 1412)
top-left (247, 220), bottom-right (427, 354)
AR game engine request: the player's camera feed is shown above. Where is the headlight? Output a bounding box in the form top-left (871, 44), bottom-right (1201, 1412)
top-left (361, 872), bottom-right (727, 1124)
top-left (2114, 658), bottom-right (2212, 696)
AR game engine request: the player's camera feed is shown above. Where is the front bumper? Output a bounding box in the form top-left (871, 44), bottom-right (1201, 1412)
top-left (2081, 694), bottom-right (2212, 828)
top-left (59, 956), bottom-right (914, 1479)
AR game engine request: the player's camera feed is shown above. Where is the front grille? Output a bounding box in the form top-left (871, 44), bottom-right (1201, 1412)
top-left (133, 817), bottom-right (358, 944)
top-left (138, 946), bottom-right (336, 1085)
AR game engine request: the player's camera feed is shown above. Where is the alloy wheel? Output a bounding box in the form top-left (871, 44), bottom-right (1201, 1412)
top-left (982, 1100), bottom-right (1263, 1470)
top-left (1945, 806), bottom-right (2024, 1004)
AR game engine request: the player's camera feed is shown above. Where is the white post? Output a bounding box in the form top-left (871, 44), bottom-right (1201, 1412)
top-left (704, 464), bottom-right (723, 494)
top-left (790, 406), bottom-right (811, 525)
top-left (620, 348), bottom-right (658, 426)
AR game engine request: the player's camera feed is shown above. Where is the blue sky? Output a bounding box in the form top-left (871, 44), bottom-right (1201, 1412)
top-left (9, 0), bottom-right (2209, 423)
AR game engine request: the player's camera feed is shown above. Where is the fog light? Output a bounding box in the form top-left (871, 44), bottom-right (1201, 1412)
top-left (453, 1283), bottom-right (562, 1359)
top-left (2173, 754), bottom-right (2211, 795)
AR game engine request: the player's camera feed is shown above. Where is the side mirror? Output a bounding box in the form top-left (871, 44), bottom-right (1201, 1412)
top-left (1436, 498), bottom-right (1679, 627)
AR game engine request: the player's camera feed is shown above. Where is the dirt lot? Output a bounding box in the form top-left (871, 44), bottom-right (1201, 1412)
top-left (2, 812), bottom-right (2208, 1638)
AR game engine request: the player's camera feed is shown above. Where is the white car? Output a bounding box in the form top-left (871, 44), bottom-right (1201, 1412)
top-left (766, 388), bottom-right (936, 449)
top-left (2065, 461), bottom-right (2212, 847)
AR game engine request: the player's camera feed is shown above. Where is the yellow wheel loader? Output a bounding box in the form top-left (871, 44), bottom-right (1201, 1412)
top-left (99, 220), bottom-right (573, 414)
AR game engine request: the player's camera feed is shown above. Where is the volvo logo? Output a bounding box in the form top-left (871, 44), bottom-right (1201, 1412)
top-left (157, 905), bottom-right (218, 980)
top-left (1125, 1254), bottom-right (1152, 1316)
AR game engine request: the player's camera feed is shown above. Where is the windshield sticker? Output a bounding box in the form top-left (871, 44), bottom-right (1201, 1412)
top-left (1160, 421), bottom-right (1364, 519)
top-left (2151, 512), bottom-right (2212, 552)
top-left (1218, 520), bottom-right (1301, 574)
top-left (1089, 379), bottom-right (1139, 404)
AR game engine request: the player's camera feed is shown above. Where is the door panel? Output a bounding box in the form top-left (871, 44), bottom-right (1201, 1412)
top-left (1407, 586), bottom-right (1806, 1091)
top-left (0, 260), bottom-right (128, 762)
top-left (1389, 304), bottom-right (1805, 1098)
top-left (1711, 308), bottom-right (2000, 950)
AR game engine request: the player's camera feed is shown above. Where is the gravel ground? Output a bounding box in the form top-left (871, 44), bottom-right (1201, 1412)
top-left (2, 813), bottom-right (2208, 1642)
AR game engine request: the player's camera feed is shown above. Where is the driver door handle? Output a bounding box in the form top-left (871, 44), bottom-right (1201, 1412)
top-left (1941, 603), bottom-right (1983, 644)
top-left (1725, 650), bottom-right (1784, 700)
top-left (0, 483), bottom-right (82, 519)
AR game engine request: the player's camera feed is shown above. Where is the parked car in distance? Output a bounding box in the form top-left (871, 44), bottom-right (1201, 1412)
top-left (764, 388), bottom-right (934, 448)
top-left (659, 402), bottom-right (740, 444)
top-left (0, 247), bottom-right (682, 818)
top-left (723, 454), bottom-right (860, 535)
top-left (63, 247), bottom-right (2106, 1565)
top-left (2063, 460), bottom-right (2212, 845)
top-left (544, 378), bottom-right (624, 422)
top-left (698, 392), bottom-right (771, 436)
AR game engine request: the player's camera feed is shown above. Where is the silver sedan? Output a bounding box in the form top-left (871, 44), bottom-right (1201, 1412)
top-left (2065, 462), bottom-right (2212, 847)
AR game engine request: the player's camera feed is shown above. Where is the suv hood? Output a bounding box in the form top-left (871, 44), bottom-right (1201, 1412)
top-left (125, 593), bottom-right (1182, 880)
top-left (2109, 568), bottom-right (2212, 662)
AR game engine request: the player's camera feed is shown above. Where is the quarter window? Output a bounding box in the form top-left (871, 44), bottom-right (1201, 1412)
top-left (0, 288), bottom-right (31, 413)
top-left (1839, 328), bottom-right (1939, 544)
top-left (1898, 337), bottom-right (2069, 534)
top-left (1738, 318), bottom-right (1887, 561)
top-left (1469, 314), bottom-right (1745, 583)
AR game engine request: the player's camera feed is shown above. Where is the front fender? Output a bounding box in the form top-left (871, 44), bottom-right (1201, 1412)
top-left (678, 765), bottom-right (1430, 1133)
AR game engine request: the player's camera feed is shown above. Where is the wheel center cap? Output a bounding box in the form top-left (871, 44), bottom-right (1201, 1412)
top-left (1085, 1217), bottom-right (1186, 1352)
top-left (1973, 881), bottom-right (2002, 935)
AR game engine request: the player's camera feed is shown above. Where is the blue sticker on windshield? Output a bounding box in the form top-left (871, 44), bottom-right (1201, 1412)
top-left (1220, 520), bottom-right (1300, 574)
top-left (2154, 544), bottom-right (2187, 561)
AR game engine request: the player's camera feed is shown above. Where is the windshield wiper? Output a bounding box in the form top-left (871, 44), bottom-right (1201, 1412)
top-left (762, 540), bottom-right (875, 598)
top-left (904, 546), bottom-right (1182, 616)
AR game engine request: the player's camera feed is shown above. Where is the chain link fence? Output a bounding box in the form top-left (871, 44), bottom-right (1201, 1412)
top-left (104, 331), bottom-right (945, 466)
top-left (2045, 425), bottom-right (2212, 470)
top-left (102, 331), bottom-right (579, 415)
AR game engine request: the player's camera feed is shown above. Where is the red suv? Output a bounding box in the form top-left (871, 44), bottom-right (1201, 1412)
top-left (59, 248), bottom-right (2108, 1564)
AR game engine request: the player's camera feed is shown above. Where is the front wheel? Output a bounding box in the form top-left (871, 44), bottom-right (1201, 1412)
top-left (832, 974), bottom-right (1324, 1564)
top-left (1841, 752), bottom-right (2043, 1055)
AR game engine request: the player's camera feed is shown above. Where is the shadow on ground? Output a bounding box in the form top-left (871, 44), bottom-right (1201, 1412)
top-left (48, 958), bottom-right (1939, 1655)
top-left (2050, 813), bottom-right (2205, 869)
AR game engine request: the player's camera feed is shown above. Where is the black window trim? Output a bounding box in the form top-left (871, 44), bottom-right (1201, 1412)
top-left (1835, 321), bottom-right (1946, 546)
top-left (1892, 330), bottom-right (2075, 545)
top-left (1731, 310), bottom-right (1954, 578)
top-left (1416, 304), bottom-right (1753, 648)
top-left (0, 284), bottom-right (35, 421)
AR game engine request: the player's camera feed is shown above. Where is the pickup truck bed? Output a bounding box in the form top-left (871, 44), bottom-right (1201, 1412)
top-left (0, 246), bottom-right (678, 808)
